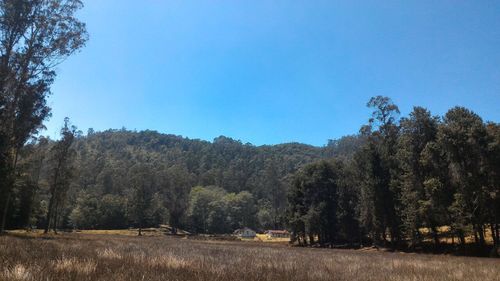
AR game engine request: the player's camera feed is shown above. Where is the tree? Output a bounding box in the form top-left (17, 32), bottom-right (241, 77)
top-left (69, 191), bottom-right (101, 229)
top-left (0, 0), bottom-right (87, 233)
top-left (187, 186), bottom-right (258, 234)
top-left (261, 159), bottom-right (286, 229)
top-left (396, 107), bottom-right (439, 247)
top-left (224, 191), bottom-right (257, 230)
top-left (335, 161), bottom-right (361, 246)
top-left (355, 140), bottom-right (387, 244)
top-left (44, 117), bottom-right (79, 233)
top-left (187, 186), bottom-right (226, 233)
top-left (161, 165), bottom-right (191, 233)
top-left (356, 96), bottom-right (401, 247)
top-left (257, 200), bottom-right (274, 229)
top-left (129, 163), bottom-right (156, 236)
top-left (438, 107), bottom-right (490, 247)
top-left (485, 122), bottom-right (500, 248)
top-left (420, 140), bottom-right (454, 246)
top-left (11, 136), bottom-right (48, 229)
top-left (287, 160), bottom-right (342, 246)
top-left (366, 96), bottom-right (400, 133)
top-left (206, 199), bottom-right (230, 234)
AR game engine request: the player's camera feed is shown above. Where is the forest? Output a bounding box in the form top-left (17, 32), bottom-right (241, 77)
top-left (0, 0), bottom-right (498, 257)
top-left (1, 96), bottom-right (499, 255)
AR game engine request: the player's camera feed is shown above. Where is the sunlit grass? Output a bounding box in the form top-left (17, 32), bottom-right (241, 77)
top-left (7, 228), bottom-right (165, 237)
top-left (0, 233), bottom-right (498, 281)
top-left (256, 233), bottom-right (290, 243)
top-left (419, 226), bottom-right (494, 244)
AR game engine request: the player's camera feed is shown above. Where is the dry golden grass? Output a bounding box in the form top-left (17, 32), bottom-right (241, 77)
top-left (419, 226), bottom-right (494, 244)
top-left (78, 228), bottom-right (164, 236)
top-left (0, 233), bottom-right (498, 281)
top-left (7, 228), bottom-right (165, 237)
top-left (256, 233), bottom-right (290, 243)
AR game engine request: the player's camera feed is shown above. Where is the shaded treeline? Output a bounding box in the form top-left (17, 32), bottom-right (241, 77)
top-left (288, 96), bottom-right (499, 255)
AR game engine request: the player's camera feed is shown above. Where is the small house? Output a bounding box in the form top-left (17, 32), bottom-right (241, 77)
top-left (265, 230), bottom-right (290, 239)
top-left (233, 227), bottom-right (256, 239)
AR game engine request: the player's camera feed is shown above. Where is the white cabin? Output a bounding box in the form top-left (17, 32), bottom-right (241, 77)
top-left (233, 227), bottom-right (256, 238)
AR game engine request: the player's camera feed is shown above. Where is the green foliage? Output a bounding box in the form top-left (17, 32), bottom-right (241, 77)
top-left (286, 98), bottom-right (499, 251)
top-left (4, 94), bottom-right (498, 253)
top-left (396, 107), bottom-right (440, 246)
top-left (44, 118), bottom-right (80, 233)
top-left (187, 186), bottom-right (257, 234)
top-left (353, 96), bottom-right (402, 246)
top-left (438, 107), bottom-right (490, 245)
top-left (288, 160), bottom-right (344, 245)
top-left (70, 193), bottom-right (128, 229)
top-left (0, 0), bottom-right (88, 232)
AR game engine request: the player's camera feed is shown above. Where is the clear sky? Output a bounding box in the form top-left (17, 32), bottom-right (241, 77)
top-left (45, 0), bottom-right (500, 146)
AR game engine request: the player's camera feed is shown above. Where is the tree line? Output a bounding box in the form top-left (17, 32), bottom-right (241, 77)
top-left (287, 96), bottom-right (499, 254)
top-left (1, 126), bottom-right (329, 235)
top-left (3, 95), bottom-right (498, 256)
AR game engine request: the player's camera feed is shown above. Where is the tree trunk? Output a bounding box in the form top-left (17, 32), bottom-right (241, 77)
top-left (478, 225), bottom-right (485, 247)
top-left (0, 150), bottom-right (19, 234)
top-left (308, 233), bottom-right (314, 245)
top-left (296, 234), bottom-right (302, 246)
top-left (490, 223), bottom-right (497, 247)
top-left (52, 202), bottom-right (59, 234)
top-left (44, 195), bottom-right (55, 234)
top-left (458, 230), bottom-right (465, 247)
top-left (473, 224), bottom-right (485, 247)
top-left (45, 169), bottom-right (61, 234)
top-left (0, 192), bottom-right (12, 234)
top-left (26, 156), bottom-right (44, 229)
top-left (431, 226), bottom-right (440, 246)
top-left (473, 225), bottom-right (479, 245)
top-left (496, 223), bottom-right (499, 246)
top-left (382, 229), bottom-right (387, 243)
top-left (53, 216), bottom-right (58, 234)
top-left (26, 186), bottom-right (37, 230)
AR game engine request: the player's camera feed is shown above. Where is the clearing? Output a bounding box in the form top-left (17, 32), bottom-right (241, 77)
top-left (0, 233), bottom-right (498, 281)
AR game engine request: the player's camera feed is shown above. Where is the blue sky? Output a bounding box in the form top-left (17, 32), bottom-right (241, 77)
top-left (45, 0), bottom-right (500, 146)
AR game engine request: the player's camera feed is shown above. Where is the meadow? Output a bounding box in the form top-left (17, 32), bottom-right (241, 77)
top-left (0, 233), bottom-right (499, 281)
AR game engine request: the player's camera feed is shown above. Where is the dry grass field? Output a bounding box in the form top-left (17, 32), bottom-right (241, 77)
top-left (0, 233), bottom-right (499, 281)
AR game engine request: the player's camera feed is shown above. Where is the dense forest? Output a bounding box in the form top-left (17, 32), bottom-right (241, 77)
top-left (288, 97), bottom-right (499, 254)
top-left (1, 121), bottom-right (348, 232)
top-left (1, 96), bottom-right (499, 254)
top-left (0, 0), bottom-right (498, 256)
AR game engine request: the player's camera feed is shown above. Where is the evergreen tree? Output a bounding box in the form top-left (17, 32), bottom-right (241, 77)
top-left (356, 96), bottom-right (401, 247)
top-left (438, 107), bottom-right (489, 246)
top-left (287, 160), bottom-right (342, 245)
top-left (397, 107), bottom-right (439, 247)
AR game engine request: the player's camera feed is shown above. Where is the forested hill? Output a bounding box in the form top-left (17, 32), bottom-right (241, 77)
top-left (73, 129), bottom-right (340, 197)
top-left (8, 129), bottom-right (358, 231)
